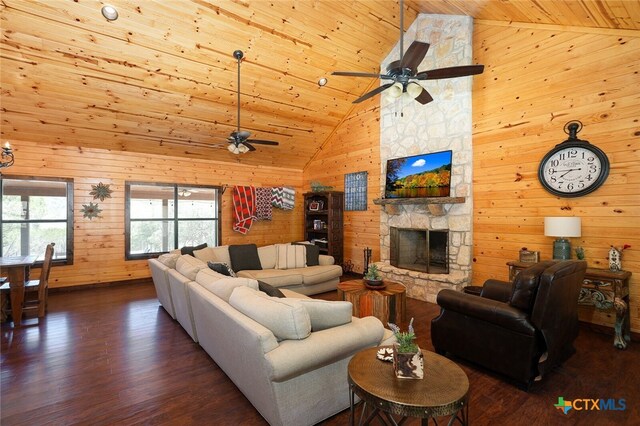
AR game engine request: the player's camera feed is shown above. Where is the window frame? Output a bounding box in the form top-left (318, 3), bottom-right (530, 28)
top-left (124, 181), bottom-right (222, 260)
top-left (0, 175), bottom-right (74, 266)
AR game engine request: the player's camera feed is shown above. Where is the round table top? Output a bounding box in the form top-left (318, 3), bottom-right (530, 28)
top-left (338, 279), bottom-right (406, 296)
top-left (348, 346), bottom-right (469, 419)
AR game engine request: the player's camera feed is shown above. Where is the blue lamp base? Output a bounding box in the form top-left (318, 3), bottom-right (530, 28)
top-left (553, 238), bottom-right (572, 260)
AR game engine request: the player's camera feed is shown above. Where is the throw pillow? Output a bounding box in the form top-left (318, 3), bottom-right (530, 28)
top-left (175, 255), bottom-right (208, 281)
top-left (293, 242), bottom-right (320, 266)
top-left (229, 286), bottom-right (311, 340)
top-left (275, 244), bottom-right (306, 269)
top-left (207, 261), bottom-right (237, 277)
top-left (258, 280), bottom-right (285, 298)
top-left (181, 242), bottom-right (208, 257)
top-left (228, 244), bottom-right (262, 272)
top-left (291, 299), bottom-right (353, 331)
top-left (195, 271), bottom-right (258, 303)
top-left (157, 253), bottom-right (180, 269)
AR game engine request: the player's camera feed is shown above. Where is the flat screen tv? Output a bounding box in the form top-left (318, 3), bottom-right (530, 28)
top-left (384, 150), bottom-right (452, 199)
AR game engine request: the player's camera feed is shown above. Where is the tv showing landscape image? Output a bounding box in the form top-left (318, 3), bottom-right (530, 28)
top-left (384, 150), bottom-right (452, 199)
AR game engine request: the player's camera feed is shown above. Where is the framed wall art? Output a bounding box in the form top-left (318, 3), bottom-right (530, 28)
top-left (345, 171), bottom-right (368, 211)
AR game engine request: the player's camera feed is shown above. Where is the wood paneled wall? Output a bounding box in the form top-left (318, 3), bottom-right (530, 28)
top-left (2, 140), bottom-right (303, 288)
top-left (303, 100), bottom-right (381, 274)
top-left (471, 21), bottom-right (640, 332)
top-left (303, 20), bottom-right (639, 333)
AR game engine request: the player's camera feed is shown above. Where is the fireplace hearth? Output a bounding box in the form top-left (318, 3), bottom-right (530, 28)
top-left (390, 227), bottom-right (449, 274)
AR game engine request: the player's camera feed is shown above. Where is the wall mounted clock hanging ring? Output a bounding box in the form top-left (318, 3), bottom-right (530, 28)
top-left (538, 121), bottom-right (610, 198)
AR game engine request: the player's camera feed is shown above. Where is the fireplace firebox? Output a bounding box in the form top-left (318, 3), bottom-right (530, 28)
top-left (390, 227), bottom-right (449, 274)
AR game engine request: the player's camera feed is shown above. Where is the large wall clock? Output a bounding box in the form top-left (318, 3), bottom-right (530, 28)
top-left (538, 121), bottom-right (610, 198)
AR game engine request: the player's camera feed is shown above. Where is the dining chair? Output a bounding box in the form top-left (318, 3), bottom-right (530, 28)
top-left (0, 242), bottom-right (55, 321)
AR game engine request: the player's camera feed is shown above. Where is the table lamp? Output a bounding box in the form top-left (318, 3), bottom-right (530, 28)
top-left (544, 217), bottom-right (581, 260)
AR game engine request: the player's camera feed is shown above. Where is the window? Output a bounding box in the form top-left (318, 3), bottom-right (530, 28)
top-left (1, 176), bottom-right (74, 264)
top-left (125, 182), bottom-right (221, 259)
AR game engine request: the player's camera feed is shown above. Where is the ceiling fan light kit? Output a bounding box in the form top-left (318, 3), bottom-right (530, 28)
top-left (332, 0), bottom-right (484, 105)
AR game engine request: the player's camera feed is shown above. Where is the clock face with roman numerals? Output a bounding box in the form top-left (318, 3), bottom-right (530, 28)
top-left (538, 142), bottom-right (610, 197)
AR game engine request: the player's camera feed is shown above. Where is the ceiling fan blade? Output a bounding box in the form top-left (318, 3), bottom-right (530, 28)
top-left (242, 141), bottom-right (256, 152)
top-left (416, 65), bottom-right (485, 80)
top-left (248, 139), bottom-right (279, 146)
top-left (332, 71), bottom-right (384, 78)
top-left (414, 88), bottom-right (434, 105)
top-left (353, 83), bottom-right (394, 104)
top-left (400, 41), bottom-right (430, 71)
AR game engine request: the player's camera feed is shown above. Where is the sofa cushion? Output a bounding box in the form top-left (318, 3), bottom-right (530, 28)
top-left (229, 244), bottom-right (262, 272)
top-left (293, 242), bottom-right (320, 266)
top-left (301, 265), bottom-right (343, 285)
top-left (258, 245), bottom-right (277, 269)
top-left (157, 253), bottom-right (180, 269)
top-left (229, 286), bottom-right (311, 340)
top-left (237, 269), bottom-right (304, 288)
top-left (207, 261), bottom-right (237, 277)
top-left (290, 299), bottom-right (352, 331)
top-left (195, 269), bottom-right (258, 302)
top-left (275, 244), bottom-right (306, 269)
top-left (509, 261), bottom-right (555, 312)
top-left (180, 243), bottom-right (208, 257)
top-left (176, 255), bottom-right (208, 281)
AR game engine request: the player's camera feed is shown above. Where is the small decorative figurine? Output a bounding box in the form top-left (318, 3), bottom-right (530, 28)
top-left (608, 246), bottom-right (621, 271)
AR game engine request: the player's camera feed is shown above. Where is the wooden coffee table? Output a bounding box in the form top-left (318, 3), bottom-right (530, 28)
top-left (348, 346), bottom-right (469, 425)
top-left (337, 279), bottom-right (406, 325)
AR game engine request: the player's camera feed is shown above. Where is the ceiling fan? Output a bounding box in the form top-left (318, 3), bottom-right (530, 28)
top-left (332, 0), bottom-right (484, 105)
top-left (226, 50), bottom-right (279, 154)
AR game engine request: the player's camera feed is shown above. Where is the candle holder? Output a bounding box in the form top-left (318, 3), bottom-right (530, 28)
top-left (363, 247), bottom-right (372, 275)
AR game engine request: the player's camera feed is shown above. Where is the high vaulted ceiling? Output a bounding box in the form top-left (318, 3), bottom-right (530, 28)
top-left (2, 1), bottom-right (638, 168)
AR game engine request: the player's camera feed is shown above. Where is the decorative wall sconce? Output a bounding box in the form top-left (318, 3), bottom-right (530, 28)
top-left (1, 143), bottom-right (15, 170)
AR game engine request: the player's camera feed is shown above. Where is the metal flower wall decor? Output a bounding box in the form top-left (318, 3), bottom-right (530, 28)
top-left (81, 202), bottom-right (102, 220)
top-left (90, 182), bottom-right (113, 201)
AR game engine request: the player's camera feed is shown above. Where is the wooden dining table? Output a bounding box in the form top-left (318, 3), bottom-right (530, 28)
top-left (0, 255), bottom-right (38, 326)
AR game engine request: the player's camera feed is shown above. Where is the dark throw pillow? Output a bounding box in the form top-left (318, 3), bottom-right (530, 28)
top-left (181, 243), bottom-right (208, 257)
top-left (207, 261), bottom-right (237, 277)
top-left (258, 280), bottom-right (286, 298)
top-left (228, 244), bottom-right (262, 272)
top-left (293, 242), bottom-right (320, 266)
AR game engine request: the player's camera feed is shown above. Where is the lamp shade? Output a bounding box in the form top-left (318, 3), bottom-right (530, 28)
top-left (406, 82), bottom-right (423, 98)
top-left (388, 82), bottom-right (404, 98)
top-left (544, 217), bottom-right (581, 237)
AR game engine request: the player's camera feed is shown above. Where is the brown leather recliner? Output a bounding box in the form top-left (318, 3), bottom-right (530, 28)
top-left (431, 260), bottom-right (587, 388)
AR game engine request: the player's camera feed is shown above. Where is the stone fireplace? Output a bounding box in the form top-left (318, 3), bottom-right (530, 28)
top-left (390, 227), bottom-right (449, 274)
top-left (374, 14), bottom-right (474, 303)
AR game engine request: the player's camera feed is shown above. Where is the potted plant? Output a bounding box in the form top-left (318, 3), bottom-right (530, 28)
top-left (363, 264), bottom-right (384, 288)
top-left (388, 318), bottom-right (424, 379)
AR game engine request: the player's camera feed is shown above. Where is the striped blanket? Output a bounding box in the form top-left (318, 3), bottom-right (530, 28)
top-left (272, 187), bottom-right (295, 210)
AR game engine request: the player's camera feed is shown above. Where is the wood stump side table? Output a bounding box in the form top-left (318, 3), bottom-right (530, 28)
top-left (337, 279), bottom-right (406, 325)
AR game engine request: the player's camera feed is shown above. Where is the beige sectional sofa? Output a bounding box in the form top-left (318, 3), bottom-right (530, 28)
top-left (147, 250), bottom-right (394, 426)
top-left (192, 243), bottom-right (343, 295)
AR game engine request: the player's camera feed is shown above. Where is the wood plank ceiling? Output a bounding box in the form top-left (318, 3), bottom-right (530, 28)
top-left (1, 1), bottom-right (638, 168)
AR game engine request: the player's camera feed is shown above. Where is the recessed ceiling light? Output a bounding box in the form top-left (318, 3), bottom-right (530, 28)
top-left (101, 5), bottom-right (119, 21)
top-left (318, 77), bottom-right (328, 87)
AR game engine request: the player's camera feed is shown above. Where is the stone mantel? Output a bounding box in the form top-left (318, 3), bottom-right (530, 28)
top-left (373, 197), bottom-right (465, 216)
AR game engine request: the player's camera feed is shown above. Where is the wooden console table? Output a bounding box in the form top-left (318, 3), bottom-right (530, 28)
top-left (507, 261), bottom-right (631, 349)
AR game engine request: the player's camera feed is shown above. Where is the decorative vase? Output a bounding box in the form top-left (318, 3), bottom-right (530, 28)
top-left (392, 344), bottom-right (424, 379)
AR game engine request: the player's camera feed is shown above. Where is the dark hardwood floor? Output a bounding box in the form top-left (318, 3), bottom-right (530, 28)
top-left (1, 280), bottom-right (638, 425)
